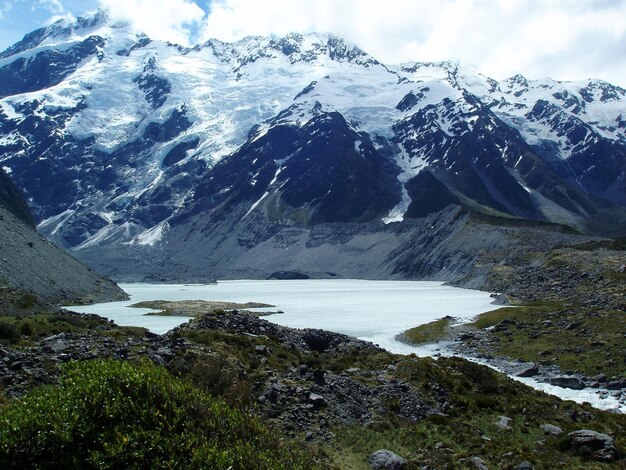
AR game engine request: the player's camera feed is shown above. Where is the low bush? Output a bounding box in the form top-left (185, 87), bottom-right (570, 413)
top-left (0, 320), bottom-right (19, 344)
top-left (0, 359), bottom-right (319, 469)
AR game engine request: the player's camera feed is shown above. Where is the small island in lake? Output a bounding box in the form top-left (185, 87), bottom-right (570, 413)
top-left (131, 300), bottom-right (278, 317)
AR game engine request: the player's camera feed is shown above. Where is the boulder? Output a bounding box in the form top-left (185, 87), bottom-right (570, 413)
top-left (568, 429), bottom-right (618, 461)
top-left (50, 341), bottom-right (70, 353)
top-left (516, 363), bottom-right (539, 377)
top-left (302, 330), bottom-right (334, 352)
top-left (549, 376), bottom-right (585, 390)
top-left (512, 462), bottom-right (534, 470)
top-left (458, 456), bottom-right (489, 469)
top-left (606, 379), bottom-right (626, 390)
top-left (368, 449), bottom-right (406, 470)
top-left (540, 424), bottom-right (563, 436)
top-left (308, 392), bottom-right (326, 409)
top-left (312, 369), bottom-right (326, 385)
top-left (494, 415), bottom-right (512, 430)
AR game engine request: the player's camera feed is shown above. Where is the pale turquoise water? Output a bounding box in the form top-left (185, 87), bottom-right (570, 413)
top-left (67, 280), bottom-right (625, 412)
top-left (67, 280), bottom-right (497, 350)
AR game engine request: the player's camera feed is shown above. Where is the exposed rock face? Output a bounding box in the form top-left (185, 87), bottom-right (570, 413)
top-left (0, 168), bottom-right (33, 227)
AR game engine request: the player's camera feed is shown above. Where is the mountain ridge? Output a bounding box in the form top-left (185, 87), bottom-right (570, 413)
top-left (0, 11), bottom-right (625, 279)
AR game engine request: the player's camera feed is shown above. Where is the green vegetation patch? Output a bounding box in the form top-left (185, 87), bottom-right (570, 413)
top-left (401, 317), bottom-right (453, 345)
top-left (0, 359), bottom-right (320, 469)
top-left (0, 312), bottom-right (146, 346)
top-left (469, 304), bottom-right (626, 377)
top-left (181, 328), bottom-right (304, 373)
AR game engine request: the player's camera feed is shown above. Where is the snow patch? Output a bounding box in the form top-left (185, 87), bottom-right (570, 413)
top-left (134, 222), bottom-right (168, 246)
top-left (383, 147), bottom-right (428, 224)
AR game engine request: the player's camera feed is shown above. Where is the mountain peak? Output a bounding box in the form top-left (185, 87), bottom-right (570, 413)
top-left (0, 9), bottom-right (112, 59)
top-left (199, 32), bottom-right (376, 68)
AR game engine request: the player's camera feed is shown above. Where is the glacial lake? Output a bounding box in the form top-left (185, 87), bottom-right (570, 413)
top-left (67, 280), bottom-right (498, 352)
top-left (67, 280), bottom-right (625, 412)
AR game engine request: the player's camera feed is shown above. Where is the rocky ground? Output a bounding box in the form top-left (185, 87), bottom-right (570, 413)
top-left (2, 304), bottom-right (624, 468)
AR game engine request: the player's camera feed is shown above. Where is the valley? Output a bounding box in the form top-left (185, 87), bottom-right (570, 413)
top-left (0, 8), bottom-right (624, 469)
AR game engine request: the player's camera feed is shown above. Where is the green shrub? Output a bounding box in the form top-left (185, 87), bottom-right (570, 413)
top-left (450, 358), bottom-right (500, 393)
top-left (18, 319), bottom-right (34, 337)
top-left (0, 320), bottom-right (19, 344)
top-left (15, 293), bottom-right (38, 309)
top-left (0, 359), bottom-right (319, 469)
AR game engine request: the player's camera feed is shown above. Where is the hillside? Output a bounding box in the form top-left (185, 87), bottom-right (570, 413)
top-left (0, 167), bottom-right (126, 308)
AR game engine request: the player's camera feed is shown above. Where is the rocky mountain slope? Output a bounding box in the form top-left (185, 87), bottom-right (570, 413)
top-left (0, 167), bottom-right (126, 307)
top-left (1, 11), bottom-right (625, 279)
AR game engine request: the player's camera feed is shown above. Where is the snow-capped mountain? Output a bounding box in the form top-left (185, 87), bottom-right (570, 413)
top-left (1, 11), bottom-right (625, 278)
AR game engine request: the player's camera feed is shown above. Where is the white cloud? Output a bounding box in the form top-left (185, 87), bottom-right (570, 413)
top-left (44, 12), bottom-right (76, 26)
top-left (36, 0), bottom-right (65, 15)
top-left (99, 0), bottom-right (205, 46)
top-left (0, 0), bottom-right (65, 20)
top-left (198, 0), bottom-right (626, 86)
top-left (0, 1), bottom-right (15, 19)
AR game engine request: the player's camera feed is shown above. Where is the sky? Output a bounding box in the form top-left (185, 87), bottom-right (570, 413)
top-left (1, 0), bottom-right (625, 86)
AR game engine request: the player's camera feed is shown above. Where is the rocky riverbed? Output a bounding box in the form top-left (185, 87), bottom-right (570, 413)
top-left (400, 240), bottom-right (626, 414)
top-left (399, 317), bottom-right (626, 413)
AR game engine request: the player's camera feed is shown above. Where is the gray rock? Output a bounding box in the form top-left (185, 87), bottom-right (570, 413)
top-left (549, 375), bottom-right (586, 390)
top-left (308, 392), bottom-right (326, 409)
top-left (594, 373), bottom-right (608, 383)
top-left (50, 341), bottom-right (69, 353)
top-left (494, 415), bottom-right (512, 430)
top-left (606, 379), bottom-right (626, 390)
top-left (512, 461), bottom-right (534, 470)
top-left (156, 346), bottom-right (173, 357)
top-left (458, 456), bottom-right (489, 469)
top-left (540, 424), bottom-right (563, 436)
top-left (516, 363), bottom-right (539, 377)
top-left (368, 449), bottom-right (406, 470)
top-left (568, 429), bottom-right (618, 461)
